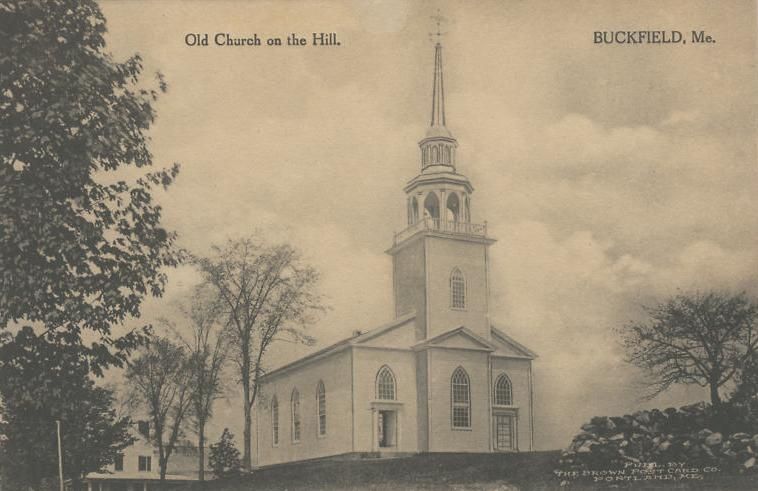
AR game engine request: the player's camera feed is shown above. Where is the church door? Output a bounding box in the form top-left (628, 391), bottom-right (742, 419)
top-left (493, 414), bottom-right (514, 451)
top-left (377, 410), bottom-right (397, 448)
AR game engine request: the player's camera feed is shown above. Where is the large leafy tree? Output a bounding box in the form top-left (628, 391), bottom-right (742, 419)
top-left (621, 291), bottom-right (758, 407)
top-left (0, 0), bottom-right (180, 371)
top-left (196, 237), bottom-right (323, 470)
top-left (0, 326), bottom-right (133, 490)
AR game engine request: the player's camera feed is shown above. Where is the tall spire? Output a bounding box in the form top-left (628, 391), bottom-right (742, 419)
top-left (419, 12), bottom-right (457, 172)
top-left (431, 42), bottom-right (446, 128)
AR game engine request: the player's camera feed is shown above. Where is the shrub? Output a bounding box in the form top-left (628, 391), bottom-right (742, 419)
top-left (209, 428), bottom-right (242, 479)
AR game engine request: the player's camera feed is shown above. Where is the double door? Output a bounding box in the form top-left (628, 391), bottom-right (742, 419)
top-left (493, 414), bottom-right (515, 451)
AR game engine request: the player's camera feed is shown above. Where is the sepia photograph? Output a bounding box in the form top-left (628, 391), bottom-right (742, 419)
top-left (1, 0), bottom-right (757, 489)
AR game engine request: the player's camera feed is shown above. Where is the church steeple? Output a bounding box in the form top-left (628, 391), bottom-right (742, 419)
top-left (420, 39), bottom-right (457, 172)
top-left (389, 21), bottom-right (495, 343)
top-left (430, 42), bottom-right (447, 129)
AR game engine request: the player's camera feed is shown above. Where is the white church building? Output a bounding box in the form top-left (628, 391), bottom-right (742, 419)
top-left (252, 41), bottom-right (536, 468)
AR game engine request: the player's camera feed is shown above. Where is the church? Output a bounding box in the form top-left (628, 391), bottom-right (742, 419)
top-left (252, 40), bottom-right (537, 468)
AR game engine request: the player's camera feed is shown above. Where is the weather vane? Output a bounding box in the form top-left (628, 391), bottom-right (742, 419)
top-left (429, 9), bottom-right (447, 44)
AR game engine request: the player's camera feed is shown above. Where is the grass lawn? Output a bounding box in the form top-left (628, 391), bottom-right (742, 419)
top-left (188, 451), bottom-right (758, 490)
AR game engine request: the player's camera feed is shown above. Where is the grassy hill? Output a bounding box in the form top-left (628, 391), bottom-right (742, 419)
top-left (196, 451), bottom-right (561, 490)
top-left (189, 451), bottom-right (758, 491)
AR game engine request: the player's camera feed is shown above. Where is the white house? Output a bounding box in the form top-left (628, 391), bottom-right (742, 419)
top-left (251, 41), bottom-right (537, 468)
top-left (80, 422), bottom-right (201, 491)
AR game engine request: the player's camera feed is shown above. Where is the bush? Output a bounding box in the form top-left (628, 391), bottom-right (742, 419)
top-left (209, 428), bottom-right (242, 479)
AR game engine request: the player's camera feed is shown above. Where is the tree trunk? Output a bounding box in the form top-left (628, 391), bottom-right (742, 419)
top-left (242, 354), bottom-right (252, 471)
top-left (198, 420), bottom-right (205, 481)
top-left (158, 437), bottom-right (167, 481)
top-left (710, 381), bottom-right (721, 407)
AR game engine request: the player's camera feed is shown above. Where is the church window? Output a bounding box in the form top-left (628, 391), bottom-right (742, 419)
top-left (446, 193), bottom-right (460, 222)
top-left (444, 146), bottom-right (451, 164)
top-left (424, 192), bottom-right (440, 221)
top-left (451, 367), bottom-right (471, 428)
top-left (317, 381), bottom-right (326, 436)
top-left (376, 366), bottom-right (396, 400)
top-left (411, 196), bottom-right (419, 224)
top-left (450, 268), bottom-right (465, 309)
top-left (494, 374), bottom-right (513, 406)
top-left (291, 389), bottom-right (301, 443)
top-left (432, 146), bottom-right (439, 163)
top-left (271, 396), bottom-right (279, 446)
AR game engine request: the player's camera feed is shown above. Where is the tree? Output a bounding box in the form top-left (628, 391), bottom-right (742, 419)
top-left (733, 351), bottom-right (758, 404)
top-left (196, 237), bottom-right (323, 470)
top-left (165, 286), bottom-right (228, 481)
top-left (621, 291), bottom-right (758, 407)
top-left (728, 351), bottom-right (758, 432)
top-left (0, 326), bottom-right (133, 490)
top-left (125, 337), bottom-right (193, 481)
top-left (208, 428), bottom-right (241, 479)
top-left (0, 0), bottom-right (180, 373)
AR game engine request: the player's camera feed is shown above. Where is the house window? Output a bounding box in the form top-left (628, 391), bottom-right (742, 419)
top-left (376, 366), bottom-right (396, 400)
top-left (317, 381), bottom-right (326, 436)
top-left (138, 455), bottom-right (151, 472)
top-left (271, 396), bottom-right (279, 446)
top-left (114, 454), bottom-right (124, 471)
top-left (291, 389), bottom-right (301, 443)
top-left (451, 367), bottom-right (471, 428)
top-left (494, 373), bottom-right (513, 406)
top-left (450, 268), bottom-right (465, 309)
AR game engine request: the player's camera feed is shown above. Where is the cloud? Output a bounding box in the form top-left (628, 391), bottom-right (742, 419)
top-left (661, 110), bottom-right (702, 127)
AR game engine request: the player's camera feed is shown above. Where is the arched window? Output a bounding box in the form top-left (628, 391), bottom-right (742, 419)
top-left (424, 192), bottom-right (440, 221)
top-left (464, 195), bottom-right (470, 222)
top-left (291, 389), bottom-right (301, 442)
top-left (494, 374), bottom-right (513, 406)
top-left (446, 193), bottom-right (460, 222)
top-left (450, 268), bottom-right (465, 309)
top-left (432, 146), bottom-right (439, 164)
top-left (376, 365), bottom-right (396, 400)
top-left (411, 196), bottom-right (419, 224)
top-left (271, 396), bottom-right (279, 446)
top-left (316, 381), bottom-right (326, 436)
top-left (451, 367), bottom-right (471, 428)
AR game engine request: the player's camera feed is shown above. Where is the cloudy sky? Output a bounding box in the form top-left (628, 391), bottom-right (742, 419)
top-left (100, 0), bottom-right (757, 450)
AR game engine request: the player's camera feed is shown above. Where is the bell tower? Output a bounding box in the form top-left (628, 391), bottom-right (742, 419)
top-left (387, 37), bottom-right (496, 342)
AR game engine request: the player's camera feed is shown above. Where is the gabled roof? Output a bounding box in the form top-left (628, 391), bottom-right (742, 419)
top-left (490, 325), bottom-right (538, 359)
top-left (260, 312), bottom-right (417, 381)
top-left (412, 326), bottom-right (496, 352)
top-left (352, 312), bottom-right (416, 344)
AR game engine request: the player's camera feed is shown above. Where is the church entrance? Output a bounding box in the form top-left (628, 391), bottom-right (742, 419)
top-left (493, 414), bottom-right (515, 451)
top-left (377, 410), bottom-right (397, 448)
